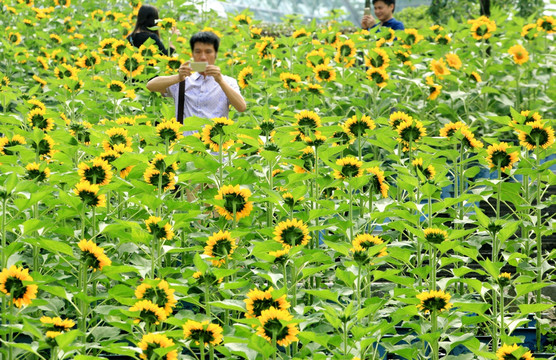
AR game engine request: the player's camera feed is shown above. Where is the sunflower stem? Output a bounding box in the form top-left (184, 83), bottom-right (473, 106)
top-left (218, 133), bottom-right (223, 189)
top-left (515, 67), bottom-right (521, 111)
top-left (272, 331), bottom-right (277, 360)
top-left (431, 309), bottom-right (439, 360)
top-left (268, 157), bottom-right (274, 228)
top-left (430, 245), bottom-right (437, 291)
top-left (200, 343), bottom-right (205, 360)
top-left (204, 283), bottom-right (211, 318)
top-left (79, 261), bottom-right (88, 349)
top-left (291, 262), bottom-right (297, 308)
top-left (535, 145), bottom-right (543, 351)
top-left (357, 264), bottom-right (362, 311)
top-left (151, 233), bottom-right (157, 279)
top-left (348, 180), bottom-right (354, 241)
top-left (1, 197), bottom-right (7, 353)
top-left (500, 283), bottom-right (505, 340)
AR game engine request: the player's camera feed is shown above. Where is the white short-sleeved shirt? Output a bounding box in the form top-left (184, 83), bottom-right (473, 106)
top-left (165, 72), bottom-right (242, 134)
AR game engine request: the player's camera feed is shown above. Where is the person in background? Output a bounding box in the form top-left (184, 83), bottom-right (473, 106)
top-left (146, 31), bottom-right (246, 121)
top-left (127, 4), bottom-right (177, 55)
top-left (361, 0), bottom-right (405, 31)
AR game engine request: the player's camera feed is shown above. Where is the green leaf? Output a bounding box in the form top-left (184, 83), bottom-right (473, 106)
top-left (304, 289), bottom-right (339, 304)
top-left (56, 330), bottom-right (82, 348)
top-left (210, 300), bottom-right (246, 312)
top-left (194, 252), bottom-right (208, 273)
top-left (498, 221), bottom-right (520, 242)
top-left (518, 303), bottom-right (554, 314)
top-left (474, 206), bottom-right (490, 228)
top-left (298, 331), bottom-right (329, 348)
top-left (515, 283), bottom-right (549, 297)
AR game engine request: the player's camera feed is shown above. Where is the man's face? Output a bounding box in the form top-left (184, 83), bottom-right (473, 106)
top-left (192, 42), bottom-right (217, 65)
top-left (374, 1), bottom-right (394, 22)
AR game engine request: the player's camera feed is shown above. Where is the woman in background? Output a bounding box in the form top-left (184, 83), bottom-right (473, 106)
top-left (127, 5), bottom-right (177, 55)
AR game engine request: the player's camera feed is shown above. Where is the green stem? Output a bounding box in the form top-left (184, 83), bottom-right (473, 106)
top-left (200, 343), bottom-right (205, 360)
top-left (431, 309), bottom-right (439, 360)
top-left (348, 180), bottom-right (354, 241)
top-left (357, 265), bottom-right (362, 311)
top-left (291, 262), bottom-right (297, 308)
top-left (430, 245), bottom-right (437, 291)
top-left (500, 286), bottom-right (505, 339)
top-left (204, 284), bottom-right (211, 318)
top-left (79, 262), bottom-right (87, 349)
top-left (151, 234), bottom-right (157, 279)
top-left (535, 146), bottom-right (542, 351)
top-left (343, 320), bottom-right (349, 356)
top-left (218, 134), bottom-right (223, 188)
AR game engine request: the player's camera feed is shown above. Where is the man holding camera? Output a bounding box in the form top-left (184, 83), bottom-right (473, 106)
top-left (361, 0), bottom-right (405, 31)
top-left (146, 31), bottom-right (246, 122)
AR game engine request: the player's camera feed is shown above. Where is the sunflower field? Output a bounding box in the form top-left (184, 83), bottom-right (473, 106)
top-left (1, 0), bottom-right (555, 359)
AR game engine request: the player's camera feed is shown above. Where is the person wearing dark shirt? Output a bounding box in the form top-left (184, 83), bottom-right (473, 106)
top-left (361, 0), bottom-right (405, 31)
top-left (127, 4), bottom-right (176, 55)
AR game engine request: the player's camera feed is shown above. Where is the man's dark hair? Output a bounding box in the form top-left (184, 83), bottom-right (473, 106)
top-left (189, 32), bottom-right (220, 53)
top-left (372, 0), bottom-right (396, 12)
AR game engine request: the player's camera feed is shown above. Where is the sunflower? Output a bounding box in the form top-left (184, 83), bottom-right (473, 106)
top-left (183, 320), bottom-right (223, 347)
top-left (469, 16), bottom-right (496, 40)
top-left (138, 333), bottom-right (178, 360)
top-left (401, 28), bottom-right (424, 48)
top-left (508, 44), bottom-right (529, 65)
top-left (496, 343), bottom-right (534, 360)
top-left (389, 111), bottom-right (412, 130)
top-left (25, 162), bottom-right (50, 181)
top-left (518, 120), bottom-right (555, 151)
top-left (0, 76), bottom-right (10, 89)
top-left (469, 71), bottom-right (482, 83)
top-left (255, 36), bottom-right (276, 59)
top-left (306, 83), bottom-right (324, 95)
top-left (32, 134), bottom-right (55, 158)
top-left (351, 234), bottom-right (387, 263)
top-left (486, 142), bottom-right (519, 172)
top-left (292, 28), bottom-right (308, 38)
top-left (273, 218), bottom-right (310, 247)
top-left (426, 76), bottom-right (442, 100)
top-left (537, 15), bottom-right (556, 34)
top-left (78, 239), bottom-right (111, 271)
top-left (313, 62), bottom-right (336, 82)
top-left (107, 80), bottom-right (126, 93)
top-left (99, 38), bottom-right (117, 57)
top-left (75, 52), bottom-right (101, 69)
top-left (365, 67), bottom-right (389, 88)
top-left (145, 216), bottom-right (174, 240)
top-left (234, 14), bottom-right (252, 25)
top-left (250, 26), bottom-right (263, 39)
top-left (461, 129), bottom-right (484, 149)
top-left (28, 99), bottom-right (46, 112)
top-left (129, 299), bottom-right (167, 325)
top-left (135, 279), bottom-right (177, 316)
top-left (54, 64), bottom-right (78, 80)
top-left (214, 184), bottom-right (253, 220)
top-left (306, 48), bottom-right (327, 69)
top-left (279, 72), bottom-right (302, 92)
top-left (63, 78), bottom-right (85, 93)
top-left (0, 134), bottom-right (26, 155)
top-left (256, 307), bottom-right (299, 346)
top-left (33, 75), bottom-right (47, 87)
top-left (334, 39), bottom-right (356, 67)
top-left (435, 34), bottom-right (451, 45)
top-left (245, 287), bottom-right (290, 319)
top-left (74, 181), bottom-right (106, 207)
top-left (200, 117), bottom-right (235, 152)
top-left (78, 158), bottom-right (113, 186)
top-left (118, 53), bottom-right (145, 77)
top-left (0, 265), bottom-right (38, 308)
top-left (365, 48), bottom-right (390, 70)
top-left (191, 270), bottom-right (223, 286)
top-left (238, 66), bottom-right (253, 89)
top-left (40, 316), bottom-right (75, 332)
top-left (417, 290), bottom-right (453, 314)
top-left (294, 110), bottom-right (321, 134)
top-left (138, 44), bottom-right (159, 65)
top-left (204, 230), bottom-right (237, 267)
top-left (396, 118), bottom-right (427, 147)
top-left (412, 158), bottom-right (435, 180)
top-left (269, 246), bottom-right (291, 265)
top-left (303, 133), bottom-right (327, 147)
top-left (521, 23), bottom-right (538, 40)
top-left (157, 17), bottom-right (176, 31)
top-left (68, 121), bottom-right (93, 144)
top-left (367, 166), bottom-right (389, 198)
top-left (424, 228), bottom-right (448, 244)
top-left (103, 127), bottom-right (132, 152)
top-left (156, 119), bottom-right (183, 143)
top-left (498, 273), bottom-right (512, 288)
top-left (445, 53), bottom-right (462, 70)
top-left (430, 58), bottom-right (450, 78)
top-left (334, 156), bottom-right (364, 179)
top-left (395, 49), bottom-right (411, 64)
top-left (514, 110), bottom-right (542, 125)
top-left (282, 193), bottom-right (304, 208)
top-left (293, 146), bottom-right (315, 173)
top-left (27, 108), bottom-right (54, 132)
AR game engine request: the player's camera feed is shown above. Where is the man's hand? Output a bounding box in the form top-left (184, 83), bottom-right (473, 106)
top-left (205, 65), bottom-right (223, 83)
top-left (178, 61), bottom-right (192, 81)
top-left (361, 14), bottom-right (376, 29)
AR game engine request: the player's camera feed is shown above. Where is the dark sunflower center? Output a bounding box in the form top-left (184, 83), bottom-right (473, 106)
top-left (123, 57), bottom-right (139, 72)
top-left (263, 319), bottom-right (290, 341)
top-left (349, 121), bottom-right (371, 136)
top-left (318, 69), bottom-right (331, 80)
top-left (333, 131), bottom-right (350, 144)
top-left (423, 297), bottom-right (447, 311)
top-left (371, 72), bottom-right (385, 84)
top-left (189, 329), bottom-right (215, 344)
top-left (264, 143), bottom-right (280, 152)
top-left (81, 250), bottom-right (101, 269)
top-left (252, 299), bottom-right (278, 317)
top-left (212, 239), bottom-right (232, 258)
top-left (285, 78), bottom-right (298, 88)
top-left (527, 128), bottom-right (549, 146)
top-left (223, 193), bottom-right (246, 213)
top-left (33, 139), bottom-right (53, 156)
top-left (353, 249), bottom-right (370, 263)
top-left (85, 57), bottom-right (96, 67)
top-left (370, 56), bottom-right (384, 68)
top-left (491, 150), bottom-right (511, 168)
top-left (159, 128), bottom-right (177, 141)
top-left (260, 122), bottom-right (274, 135)
top-left (476, 25), bottom-right (488, 36)
top-left (340, 45), bottom-right (352, 57)
top-left (148, 172), bottom-right (172, 189)
top-left (84, 166), bottom-right (107, 184)
top-left (369, 174), bottom-right (381, 193)
top-left (341, 164), bottom-right (360, 178)
top-left (139, 309), bottom-right (160, 324)
top-left (109, 84), bottom-right (123, 92)
top-left (400, 126), bottom-right (422, 142)
top-left (406, 34), bottom-right (416, 45)
top-left (300, 153), bottom-right (314, 171)
top-left (425, 233), bottom-right (444, 244)
top-left (281, 226), bottom-right (304, 246)
top-left (5, 277), bottom-right (26, 299)
top-left (143, 343), bottom-right (161, 359)
top-left (298, 117), bottom-right (317, 129)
